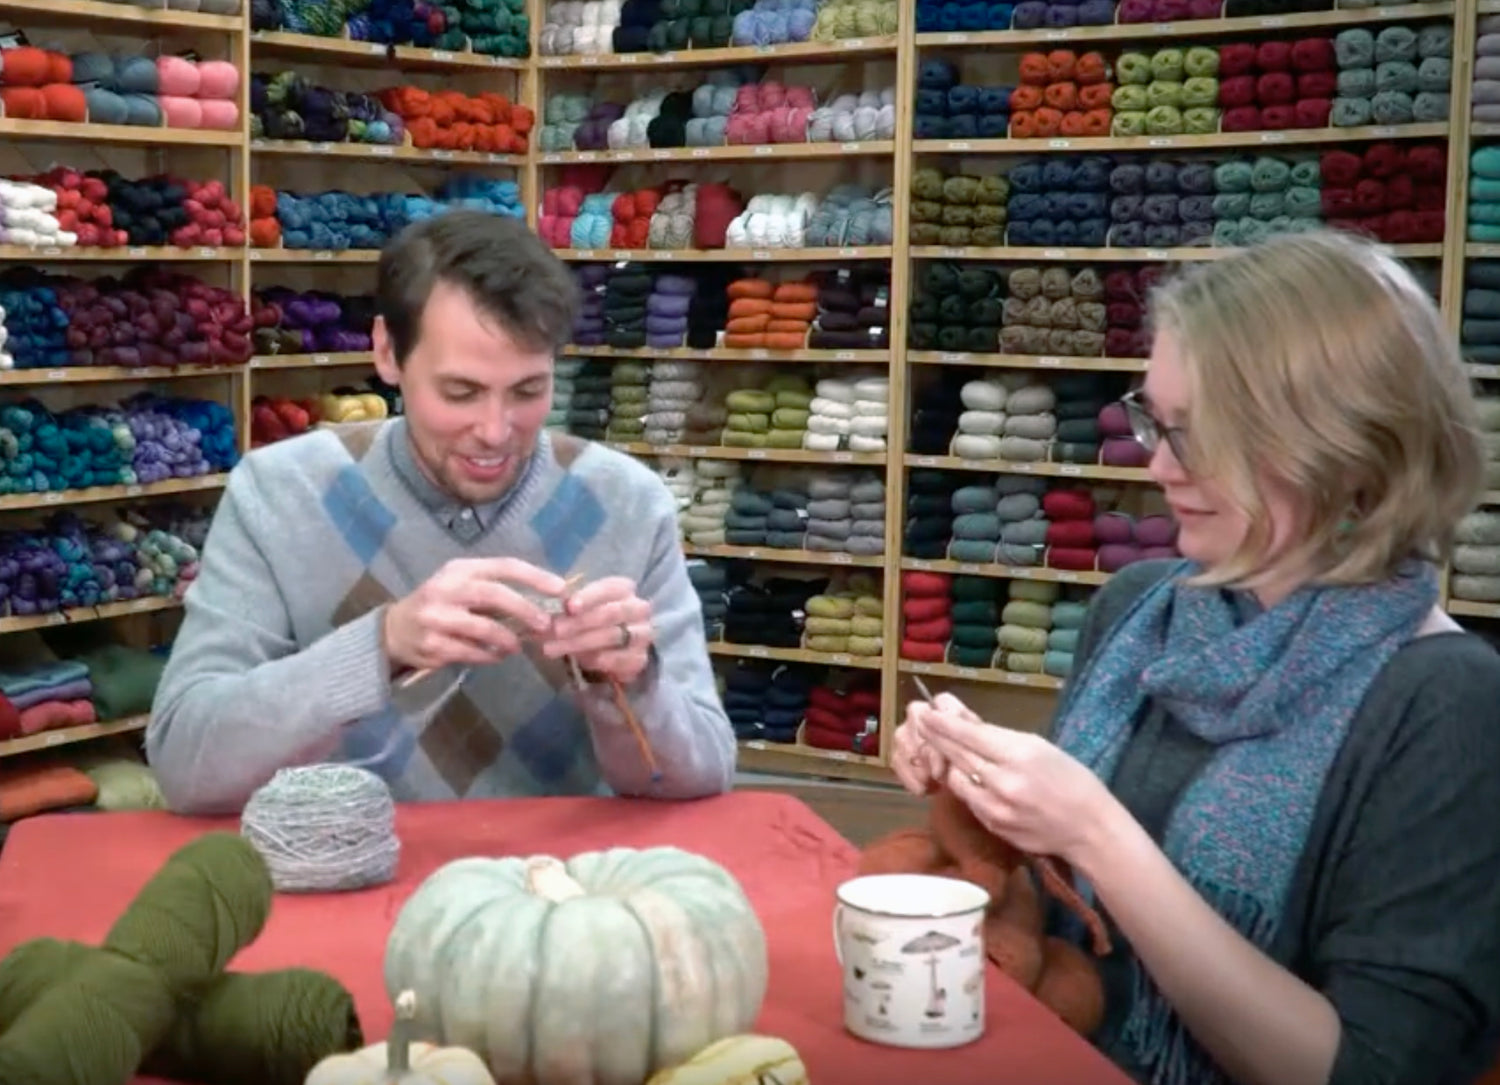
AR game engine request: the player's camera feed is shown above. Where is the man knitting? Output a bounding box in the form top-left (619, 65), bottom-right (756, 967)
top-left (145, 211), bottom-right (737, 814)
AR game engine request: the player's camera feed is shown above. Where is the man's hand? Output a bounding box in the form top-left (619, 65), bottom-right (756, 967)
top-left (540, 576), bottom-right (654, 685)
top-left (382, 557), bottom-right (568, 675)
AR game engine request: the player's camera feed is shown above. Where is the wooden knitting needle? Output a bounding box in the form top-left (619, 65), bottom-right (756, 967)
top-left (397, 573), bottom-right (585, 689)
top-left (910, 675), bottom-right (1112, 956)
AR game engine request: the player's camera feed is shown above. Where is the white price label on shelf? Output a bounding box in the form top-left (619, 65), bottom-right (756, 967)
top-left (911, 662), bottom-right (934, 673)
top-left (124, 484), bottom-right (143, 496)
top-left (431, 49), bottom-right (455, 59)
top-left (832, 553), bottom-right (853, 564)
top-left (1043, 248), bottom-right (1066, 258)
top-left (1372, 126), bottom-right (1397, 137)
top-left (433, 149), bottom-right (455, 159)
top-left (198, 246), bottom-right (217, 257)
top-left (1153, 21), bottom-right (1175, 31)
top-left (542, 153), bottom-right (560, 163)
top-left (314, 251), bottom-right (334, 261)
top-left (1010, 673), bottom-right (1033, 684)
top-left (611, 251), bottom-right (632, 260)
top-left (742, 548), bottom-right (761, 558)
top-left (838, 247), bottom-right (859, 257)
top-left (41, 246), bottom-right (61, 256)
top-left (368, 43), bottom-right (386, 53)
top-left (1043, 29), bottom-right (1067, 38)
top-left (831, 653), bottom-right (852, 663)
top-left (915, 456), bottom-right (938, 466)
top-left (42, 493), bottom-right (63, 505)
top-left (956, 666), bottom-right (979, 677)
top-left (1145, 248), bottom-right (1170, 259)
top-left (828, 750), bottom-right (852, 761)
top-left (748, 449), bottom-right (769, 458)
top-left (1148, 137), bottom-right (1175, 147)
top-left (613, 151), bottom-right (636, 161)
top-left (956, 563), bottom-right (980, 573)
top-left (489, 56), bottom-right (510, 65)
top-left (944, 32), bottom-right (969, 42)
top-left (754, 144), bottom-right (773, 155)
top-left (839, 142), bottom-right (860, 152)
top-left (940, 247), bottom-right (964, 257)
top-left (1036, 356), bottom-right (1062, 367)
top-left (752, 250), bottom-right (771, 259)
top-left (373, 146), bottom-right (396, 156)
top-left (45, 369), bottom-right (66, 381)
top-left (621, 52), bottom-right (639, 62)
top-left (1048, 138), bottom-right (1072, 148)
top-left (128, 247), bottom-right (147, 257)
top-left (310, 142), bottom-right (334, 153)
top-left (1259, 131), bottom-right (1287, 143)
top-left (1057, 571), bottom-right (1079, 581)
top-left (686, 447), bottom-right (708, 457)
top-left (45, 612), bottom-right (66, 625)
top-left (832, 452), bottom-right (853, 463)
top-left (834, 351), bottom-right (855, 360)
top-left (1259, 15), bottom-right (1285, 25)
top-left (250, 250), bottom-right (262, 260)
top-left (749, 645), bottom-right (770, 656)
top-left (581, 55), bottom-right (599, 64)
top-left (745, 739), bottom-right (767, 749)
top-left (840, 38), bottom-right (865, 48)
top-left (947, 141), bottom-right (972, 151)
top-left (1013, 463), bottom-right (1037, 473)
top-left (313, 354), bottom-right (331, 365)
top-left (578, 151), bottom-right (597, 161)
top-left (668, 149), bottom-right (688, 158)
top-left (750, 348), bottom-right (768, 357)
top-left (1060, 464), bottom-right (1083, 475)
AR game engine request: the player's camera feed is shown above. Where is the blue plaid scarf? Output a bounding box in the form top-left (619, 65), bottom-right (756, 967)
top-left (1052, 558), bottom-right (1439, 1085)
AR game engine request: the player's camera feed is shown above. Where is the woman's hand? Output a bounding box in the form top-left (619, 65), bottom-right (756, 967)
top-left (921, 699), bottom-right (1123, 866)
top-left (891, 692), bottom-right (963, 795)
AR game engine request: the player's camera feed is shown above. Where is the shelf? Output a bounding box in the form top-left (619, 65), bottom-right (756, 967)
top-left (536, 35), bottom-right (898, 71)
top-left (0, 119), bottom-right (240, 147)
top-left (1449, 600), bottom-right (1500, 620)
top-left (250, 249), bottom-right (381, 263)
top-left (911, 243), bottom-right (1443, 263)
top-left (554, 247), bottom-right (893, 262)
top-left (904, 454), bottom-right (1152, 482)
top-left (914, 3), bottom-right (1455, 49)
top-left (1469, 245), bottom-right (1500, 259)
top-left (736, 740), bottom-right (891, 783)
top-left (915, 123), bottom-right (1449, 156)
top-left (685, 544), bottom-right (885, 568)
top-left (0, 0), bottom-right (242, 30)
top-left (611, 442), bottom-right (886, 466)
top-left (1481, 1), bottom-right (1500, 13)
top-left (250, 30), bottom-right (527, 70)
top-left (0, 365), bottom-right (237, 386)
top-left (539, 142), bottom-right (893, 165)
top-left (907, 351), bottom-right (1146, 372)
top-left (0, 596), bottom-right (180, 637)
top-left (0, 715), bottom-right (149, 761)
top-left (1474, 124), bottom-right (1500, 141)
top-left (251, 353), bottom-right (376, 370)
top-left (901, 558), bottom-right (1109, 586)
top-left (898, 659), bottom-right (1065, 691)
top-left (0, 474), bottom-right (226, 513)
top-left (252, 141), bottom-right (524, 167)
top-left (710, 642), bottom-right (882, 669)
top-left (563, 346), bottom-right (887, 363)
top-left (0, 245), bottom-right (242, 263)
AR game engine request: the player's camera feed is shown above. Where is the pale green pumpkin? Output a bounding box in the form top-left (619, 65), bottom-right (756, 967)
top-left (383, 846), bottom-right (770, 1085)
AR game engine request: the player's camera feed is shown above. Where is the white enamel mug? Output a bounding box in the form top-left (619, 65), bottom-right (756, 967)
top-left (833, 873), bottom-right (990, 1049)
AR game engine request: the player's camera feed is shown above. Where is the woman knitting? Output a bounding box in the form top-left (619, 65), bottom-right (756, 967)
top-left (894, 229), bottom-right (1500, 1085)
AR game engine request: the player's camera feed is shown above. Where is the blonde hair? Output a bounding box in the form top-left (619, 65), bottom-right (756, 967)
top-left (1148, 229), bottom-right (1482, 590)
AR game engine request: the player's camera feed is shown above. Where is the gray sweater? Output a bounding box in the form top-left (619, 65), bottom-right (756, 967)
top-left (145, 419), bottom-right (737, 814)
top-left (1062, 561), bottom-right (1500, 1085)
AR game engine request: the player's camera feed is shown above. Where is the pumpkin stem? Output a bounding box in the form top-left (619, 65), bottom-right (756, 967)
top-left (524, 857), bottom-right (587, 902)
top-left (388, 989), bottom-right (417, 1077)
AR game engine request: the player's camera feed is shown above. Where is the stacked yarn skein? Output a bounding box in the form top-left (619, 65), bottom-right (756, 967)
top-left (733, 0), bottom-right (819, 46)
top-left (1001, 266), bottom-right (1108, 357)
top-left (645, 274), bottom-right (695, 348)
top-left (1012, 49), bottom-right (1114, 139)
top-left (0, 180), bottom-right (73, 248)
top-left (1451, 504), bottom-right (1500, 604)
top-left (1475, 16), bottom-right (1500, 125)
top-left (1006, 156), bottom-right (1110, 247)
top-left (251, 288), bottom-right (375, 355)
top-left (1470, 149), bottom-right (1500, 246)
top-left (1116, 0), bottom-right (1220, 22)
top-left (808, 269), bottom-right (891, 351)
top-left (378, 86), bottom-right (533, 152)
top-left (803, 674), bottom-right (881, 754)
top-left (909, 168), bottom-right (1009, 248)
top-left (808, 88), bottom-right (897, 143)
top-left (904, 468), bottom-right (961, 558)
top-left (540, 1), bottom-right (624, 56)
top-left (686, 554), bottom-right (728, 639)
top-left (802, 576), bottom-right (883, 658)
top-left (1464, 262), bottom-right (1500, 367)
top-left (806, 185), bottom-right (894, 247)
top-left (1217, 36), bottom-right (1336, 132)
top-left (1110, 46), bottom-right (1220, 137)
top-left (811, 0), bottom-right (897, 39)
top-left (1210, 154), bottom-right (1321, 246)
top-left (550, 356), bottom-right (583, 429)
top-left (907, 263), bottom-right (1002, 354)
top-left (1321, 142), bottom-right (1446, 243)
top-left (1329, 24), bottom-right (1451, 128)
top-left (900, 570), bottom-right (954, 663)
top-left (913, 60), bottom-right (1012, 140)
top-left (916, 0), bottom-right (1017, 32)
top-left (606, 361), bottom-right (651, 443)
top-left (643, 361), bottom-right (704, 445)
top-left (1108, 158), bottom-right (1216, 247)
top-left (1012, 0), bottom-right (1114, 28)
top-left (251, 71), bottom-right (403, 145)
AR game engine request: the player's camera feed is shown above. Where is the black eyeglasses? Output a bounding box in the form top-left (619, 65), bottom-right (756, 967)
top-left (1121, 389), bottom-right (1193, 471)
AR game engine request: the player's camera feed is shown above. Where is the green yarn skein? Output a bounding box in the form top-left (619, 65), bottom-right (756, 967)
top-left (0, 832), bottom-right (363, 1085)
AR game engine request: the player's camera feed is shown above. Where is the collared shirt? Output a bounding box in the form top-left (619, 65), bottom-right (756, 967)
top-left (386, 417), bottom-right (543, 544)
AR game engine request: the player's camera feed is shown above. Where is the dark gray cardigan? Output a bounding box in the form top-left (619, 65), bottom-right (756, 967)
top-left (1051, 560), bottom-right (1500, 1085)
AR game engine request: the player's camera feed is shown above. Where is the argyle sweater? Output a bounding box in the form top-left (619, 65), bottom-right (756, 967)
top-left (145, 420), bottom-right (737, 815)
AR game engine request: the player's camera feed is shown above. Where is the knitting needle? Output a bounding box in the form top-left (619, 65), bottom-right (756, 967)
top-left (397, 573), bottom-right (585, 689)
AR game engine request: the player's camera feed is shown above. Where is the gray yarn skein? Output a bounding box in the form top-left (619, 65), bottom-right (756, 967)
top-left (241, 764), bottom-right (401, 893)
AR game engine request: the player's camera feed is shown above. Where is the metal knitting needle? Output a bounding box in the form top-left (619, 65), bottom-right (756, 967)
top-left (398, 573), bottom-right (585, 689)
top-left (913, 675), bottom-right (936, 704)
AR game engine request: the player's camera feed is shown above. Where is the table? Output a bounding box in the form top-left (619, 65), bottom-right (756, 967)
top-left (0, 790), bottom-right (1131, 1085)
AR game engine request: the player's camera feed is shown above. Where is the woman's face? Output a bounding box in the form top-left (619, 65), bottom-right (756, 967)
top-left (1143, 329), bottom-right (1302, 572)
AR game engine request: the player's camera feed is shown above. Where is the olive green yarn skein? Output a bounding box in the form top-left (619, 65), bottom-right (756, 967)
top-left (0, 832), bottom-right (276, 1085)
top-left (0, 939), bottom-right (363, 1085)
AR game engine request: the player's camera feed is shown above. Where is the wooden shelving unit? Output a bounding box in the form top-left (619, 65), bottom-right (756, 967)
top-left (0, 0), bottom-right (1487, 789)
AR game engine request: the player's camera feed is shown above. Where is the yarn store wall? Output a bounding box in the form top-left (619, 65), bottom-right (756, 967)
top-left (0, 0), bottom-right (1487, 834)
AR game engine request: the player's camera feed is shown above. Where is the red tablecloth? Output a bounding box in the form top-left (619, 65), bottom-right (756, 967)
top-left (0, 790), bottom-right (1129, 1085)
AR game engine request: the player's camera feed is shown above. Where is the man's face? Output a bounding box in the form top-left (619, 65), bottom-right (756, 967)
top-left (373, 280), bottom-right (554, 505)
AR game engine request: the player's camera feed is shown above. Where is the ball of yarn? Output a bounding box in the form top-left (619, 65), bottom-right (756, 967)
top-left (240, 764), bottom-right (400, 893)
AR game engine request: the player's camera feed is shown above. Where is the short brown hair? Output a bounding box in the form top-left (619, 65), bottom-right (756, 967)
top-left (1148, 230), bottom-right (1483, 589)
top-left (377, 211), bottom-right (579, 364)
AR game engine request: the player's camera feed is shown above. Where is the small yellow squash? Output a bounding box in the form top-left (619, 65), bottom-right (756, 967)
top-left (304, 990), bottom-right (495, 1085)
top-left (645, 1034), bottom-right (808, 1085)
